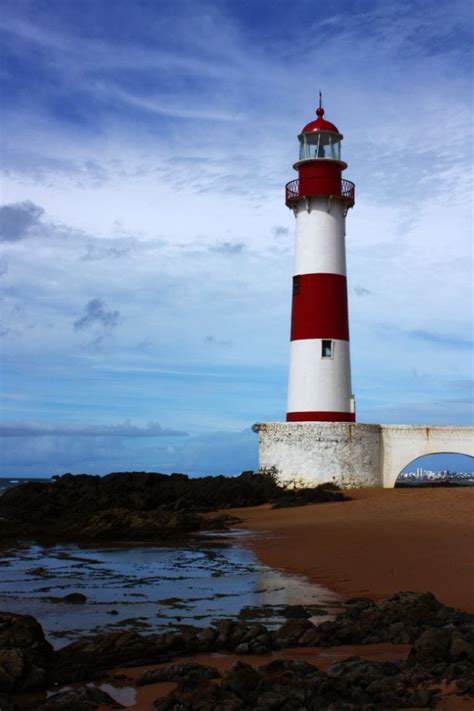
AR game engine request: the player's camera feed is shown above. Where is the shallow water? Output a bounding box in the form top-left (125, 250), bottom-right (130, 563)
top-left (0, 533), bottom-right (340, 648)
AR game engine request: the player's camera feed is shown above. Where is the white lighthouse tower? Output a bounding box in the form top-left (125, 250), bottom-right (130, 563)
top-left (285, 96), bottom-right (355, 423)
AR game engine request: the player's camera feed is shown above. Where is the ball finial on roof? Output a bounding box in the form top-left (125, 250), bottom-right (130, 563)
top-left (301, 95), bottom-right (340, 134)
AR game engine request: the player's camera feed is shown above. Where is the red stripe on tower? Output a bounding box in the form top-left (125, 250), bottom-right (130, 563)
top-left (287, 411), bottom-right (356, 422)
top-left (290, 273), bottom-right (349, 342)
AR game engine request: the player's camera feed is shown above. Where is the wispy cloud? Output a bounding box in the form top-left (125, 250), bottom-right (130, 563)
top-left (209, 241), bottom-right (245, 255)
top-left (73, 298), bottom-right (121, 331)
top-left (0, 420), bottom-right (188, 437)
top-left (0, 201), bottom-right (44, 241)
top-left (410, 330), bottom-right (473, 350)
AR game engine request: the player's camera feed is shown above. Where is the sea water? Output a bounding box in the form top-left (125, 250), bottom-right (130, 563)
top-left (0, 536), bottom-right (341, 649)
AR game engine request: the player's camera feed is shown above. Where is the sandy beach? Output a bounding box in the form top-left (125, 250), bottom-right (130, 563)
top-left (226, 487), bottom-right (474, 613)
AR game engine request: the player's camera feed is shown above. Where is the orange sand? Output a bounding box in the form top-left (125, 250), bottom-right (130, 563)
top-left (225, 487), bottom-right (474, 613)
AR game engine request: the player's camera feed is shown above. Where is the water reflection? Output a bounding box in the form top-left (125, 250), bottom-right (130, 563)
top-left (0, 536), bottom-right (340, 648)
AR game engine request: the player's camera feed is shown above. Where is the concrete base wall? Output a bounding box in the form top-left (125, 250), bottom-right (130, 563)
top-left (257, 422), bottom-right (474, 488)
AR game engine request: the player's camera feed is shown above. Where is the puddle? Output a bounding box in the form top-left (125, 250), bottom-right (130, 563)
top-left (0, 537), bottom-right (341, 648)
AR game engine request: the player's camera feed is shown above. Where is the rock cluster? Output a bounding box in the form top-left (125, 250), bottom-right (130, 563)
top-left (1, 591), bottom-right (473, 708)
top-left (150, 657), bottom-right (442, 710)
top-left (0, 471), bottom-right (347, 542)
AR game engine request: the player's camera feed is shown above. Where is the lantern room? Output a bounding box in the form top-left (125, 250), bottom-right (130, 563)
top-left (298, 128), bottom-right (342, 161)
top-left (285, 97), bottom-right (354, 208)
top-left (297, 106), bottom-right (343, 163)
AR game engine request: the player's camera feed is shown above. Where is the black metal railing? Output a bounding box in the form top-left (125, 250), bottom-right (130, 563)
top-left (285, 178), bottom-right (355, 207)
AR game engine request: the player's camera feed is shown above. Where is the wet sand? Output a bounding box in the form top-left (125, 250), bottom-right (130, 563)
top-left (224, 487), bottom-right (474, 613)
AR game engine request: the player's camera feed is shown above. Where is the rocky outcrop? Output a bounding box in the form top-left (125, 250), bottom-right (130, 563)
top-left (0, 471), bottom-right (348, 542)
top-left (151, 657), bottom-right (438, 710)
top-left (136, 662), bottom-right (220, 687)
top-left (314, 591), bottom-right (471, 646)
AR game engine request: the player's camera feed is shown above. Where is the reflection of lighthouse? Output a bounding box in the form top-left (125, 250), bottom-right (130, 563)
top-left (286, 96), bottom-right (356, 422)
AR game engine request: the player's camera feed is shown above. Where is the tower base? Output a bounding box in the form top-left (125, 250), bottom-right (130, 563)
top-left (256, 422), bottom-right (474, 488)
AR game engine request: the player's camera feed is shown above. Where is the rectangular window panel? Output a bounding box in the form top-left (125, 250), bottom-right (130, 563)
top-left (322, 339), bottom-right (333, 358)
top-left (293, 276), bottom-right (300, 295)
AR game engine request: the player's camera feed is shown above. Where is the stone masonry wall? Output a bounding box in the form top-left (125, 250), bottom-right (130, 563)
top-left (258, 422), bottom-right (474, 488)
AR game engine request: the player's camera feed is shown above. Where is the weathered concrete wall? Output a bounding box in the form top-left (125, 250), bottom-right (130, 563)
top-left (257, 422), bottom-right (474, 488)
top-left (258, 422), bottom-right (382, 488)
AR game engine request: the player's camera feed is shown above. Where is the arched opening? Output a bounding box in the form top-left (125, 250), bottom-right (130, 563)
top-left (395, 452), bottom-right (474, 487)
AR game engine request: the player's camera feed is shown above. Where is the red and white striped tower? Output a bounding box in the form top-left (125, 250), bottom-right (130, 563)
top-left (285, 96), bottom-right (356, 422)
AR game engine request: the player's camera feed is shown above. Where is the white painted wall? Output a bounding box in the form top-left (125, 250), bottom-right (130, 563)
top-left (259, 422), bottom-right (382, 488)
top-left (293, 197), bottom-right (346, 276)
top-left (258, 422), bottom-right (474, 489)
top-left (287, 339), bottom-right (352, 413)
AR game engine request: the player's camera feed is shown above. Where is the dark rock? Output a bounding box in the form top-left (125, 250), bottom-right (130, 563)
top-left (450, 636), bottom-right (474, 662)
top-left (36, 685), bottom-right (123, 710)
top-left (276, 618), bottom-right (316, 646)
top-left (0, 471), bottom-right (348, 543)
top-left (52, 629), bottom-right (171, 684)
top-left (314, 591), bottom-right (474, 648)
top-left (60, 593), bottom-right (87, 604)
top-left (258, 658), bottom-right (318, 677)
top-left (0, 612), bottom-right (53, 692)
top-left (195, 626), bottom-right (217, 651)
top-left (0, 693), bottom-right (14, 711)
top-left (282, 604), bottom-right (311, 619)
top-left (271, 482), bottom-right (350, 509)
top-left (152, 684), bottom-right (242, 710)
top-left (220, 661), bottom-right (261, 703)
top-left (408, 628), bottom-right (451, 667)
top-left (62, 592), bottom-right (87, 604)
top-left (379, 591), bottom-right (448, 627)
top-left (137, 662), bottom-right (220, 687)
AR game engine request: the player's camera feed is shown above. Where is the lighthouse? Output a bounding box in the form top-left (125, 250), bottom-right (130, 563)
top-left (285, 96), bottom-right (356, 422)
top-left (257, 98), bottom-right (474, 488)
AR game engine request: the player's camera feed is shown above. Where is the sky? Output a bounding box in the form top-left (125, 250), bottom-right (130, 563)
top-left (0, 0), bottom-right (473, 478)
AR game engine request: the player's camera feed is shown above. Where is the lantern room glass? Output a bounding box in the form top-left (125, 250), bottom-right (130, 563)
top-left (299, 131), bottom-right (341, 161)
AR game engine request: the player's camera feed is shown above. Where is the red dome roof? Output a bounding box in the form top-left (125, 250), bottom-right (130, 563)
top-left (302, 106), bottom-right (340, 134)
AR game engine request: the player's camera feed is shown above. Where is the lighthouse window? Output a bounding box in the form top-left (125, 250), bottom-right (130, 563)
top-left (322, 340), bottom-right (333, 358)
top-left (293, 276), bottom-right (300, 295)
top-left (299, 133), bottom-right (341, 161)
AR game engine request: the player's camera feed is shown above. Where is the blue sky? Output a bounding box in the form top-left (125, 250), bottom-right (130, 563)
top-left (0, 0), bottom-right (473, 477)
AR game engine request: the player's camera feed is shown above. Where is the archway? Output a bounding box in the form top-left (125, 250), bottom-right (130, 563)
top-left (380, 425), bottom-right (474, 487)
top-left (394, 452), bottom-right (474, 487)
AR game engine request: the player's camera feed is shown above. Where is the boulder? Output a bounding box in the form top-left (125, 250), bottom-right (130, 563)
top-left (408, 628), bottom-right (452, 668)
top-left (275, 618), bottom-right (316, 646)
top-left (220, 661), bottom-right (261, 703)
top-left (0, 612), bottom-right (53, 692)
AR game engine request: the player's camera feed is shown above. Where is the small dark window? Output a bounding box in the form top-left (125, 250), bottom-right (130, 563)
top-left (293, 276), bottom-right (300, 295)
top-left (322, 340), bottom-right (333, 358)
